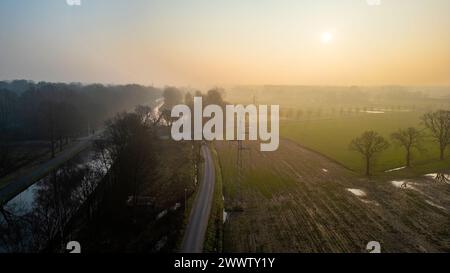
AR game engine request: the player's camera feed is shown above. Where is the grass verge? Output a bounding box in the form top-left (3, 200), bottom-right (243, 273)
top-left (203, 144), bottom-right (224, 253)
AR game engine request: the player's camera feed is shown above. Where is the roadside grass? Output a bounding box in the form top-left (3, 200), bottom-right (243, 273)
top-left (203, 145), bottom-right (224, 253)
top-left (217, 142), bottom-right (301, 202)
top-left (213, 144), bottom-right (238, 202)
top-left (280, 111), bottom-right (450, 175)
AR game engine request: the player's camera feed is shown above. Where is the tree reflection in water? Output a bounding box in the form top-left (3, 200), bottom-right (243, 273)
top-left (434, 173), bottom-right (450, 184)
top-left (0, 149), bottom-right (109, 253)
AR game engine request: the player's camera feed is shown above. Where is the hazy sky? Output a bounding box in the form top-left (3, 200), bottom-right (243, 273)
top-left (0, 0), bottom-right (449, 87)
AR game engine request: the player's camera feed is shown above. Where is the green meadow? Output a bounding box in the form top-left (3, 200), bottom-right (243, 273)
top-left (280, 111), bottom-right (450, 175)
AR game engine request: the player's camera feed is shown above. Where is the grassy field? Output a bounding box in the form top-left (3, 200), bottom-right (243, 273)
top-left (215, 139), bottom-right (450, 253)
top-left (213, 91), bottom-right (450, 253)
top-left (280, 111), bottom-right (450, 175)
top-left (203, 146), bottom-right (224, 253)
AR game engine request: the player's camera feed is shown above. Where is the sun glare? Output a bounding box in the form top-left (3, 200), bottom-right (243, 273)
top-left (321, 32), bottom-right (333, 43)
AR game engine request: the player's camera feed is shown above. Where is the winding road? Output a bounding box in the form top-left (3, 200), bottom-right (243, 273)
top-left (180, 145), bottom-right (216, 253)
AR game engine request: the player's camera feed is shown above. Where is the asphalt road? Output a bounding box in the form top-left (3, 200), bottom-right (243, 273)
top-left (180, 145), bottom-right (216, 253)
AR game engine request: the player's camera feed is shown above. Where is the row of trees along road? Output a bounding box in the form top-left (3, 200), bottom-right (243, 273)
top-left (350, 110), bottom-right (450, 176)
top-left (91, 87), bottom-right (226, 225)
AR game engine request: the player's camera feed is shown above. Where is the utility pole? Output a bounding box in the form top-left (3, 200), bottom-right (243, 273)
top-left (184, 188), bottom-right (187, 212)
top-left (235, 114), bottom-right (250, 209)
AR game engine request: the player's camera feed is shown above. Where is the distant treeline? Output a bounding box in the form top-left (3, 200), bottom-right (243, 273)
top-left (227, 85), bottom-right (450, 107)
top-left (0, 80), bottom-right (162, 142)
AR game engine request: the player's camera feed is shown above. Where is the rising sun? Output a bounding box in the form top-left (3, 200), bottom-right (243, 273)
top-left (321, 32), bottom-right (333, 43)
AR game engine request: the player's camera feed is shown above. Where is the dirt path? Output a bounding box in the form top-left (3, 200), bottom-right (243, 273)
top-left (216, 139), bottom-right (450, 253)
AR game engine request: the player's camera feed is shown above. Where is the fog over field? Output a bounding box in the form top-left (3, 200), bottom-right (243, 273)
top-left (1, 0), bottom-right (450, 259)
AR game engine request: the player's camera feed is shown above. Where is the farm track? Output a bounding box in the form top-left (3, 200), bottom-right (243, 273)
top-left (216, 139), bottom-right (450, 253)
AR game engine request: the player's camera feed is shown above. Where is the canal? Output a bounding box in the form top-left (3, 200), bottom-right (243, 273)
top-left (0, 147), bottom-right (110, 253)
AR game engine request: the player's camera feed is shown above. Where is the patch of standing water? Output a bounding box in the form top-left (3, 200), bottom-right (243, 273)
top-left (154, 236), bottom-right (167, 252)
top-left (347, 188), bottom-right (366, 197)
top-left (360, 108), bottom-right (412, 114)
top-left (424, 173), bottom-right (450, 181)
top-left (223, 210), bottom-right (228, 224)
top-left (222, 195), bottom-right (228, 223)
top-left (346, 188), bottom-right (378, 205)
top-left (171, 203), bottom-right (181, 211)
top-left (425, 200), bottom-right (447, 211)
top-left (156, 210), bottom-right (168, 220)
top-left (423, 173), bottom-right (450, 185)
top-left (391, 180), bottom-right (414, 189)
top-left (361, 110), bottom-right (385, 114)
top-left (385, 166), bottom-right (406, 173)
top-left (361, 199), bottom-right (380, 207)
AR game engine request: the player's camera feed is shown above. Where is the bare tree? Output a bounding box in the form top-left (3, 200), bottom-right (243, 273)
top-left (185, 92), bottom-right (194, 106)
top-left (39, 101), bottom-right (57, 158)
top-left (422, 110), bottom-right (450, 160)
top-left (350, 131), bottom-right (390, 176)
top-left (391, 127), bottom-right (425, 167)
top-left (162, 87), bottom-right (183, 110)
top-left (0, 144), bottom-right (14, 177)
top-left (205, 88), bottom-right (225, 106)
top-left (102, 110), bottom-right (158, 210)
top-left (135, 105), bottom-right (154, 126)
top-left (159, 87), bottom-right (184, 126)
top-left (0, 89), bottom-right (17, 132)
top-left (434, 173), bottom-right (450, 184)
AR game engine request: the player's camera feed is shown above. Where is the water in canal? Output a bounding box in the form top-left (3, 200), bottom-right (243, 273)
top-left (0, 148), bottom-right (110, 253)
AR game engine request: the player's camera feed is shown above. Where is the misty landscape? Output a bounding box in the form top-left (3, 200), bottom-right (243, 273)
top-left (1, 0), bottom-right (450, 256)
top-left (2, 82), bottom-right (450, 253)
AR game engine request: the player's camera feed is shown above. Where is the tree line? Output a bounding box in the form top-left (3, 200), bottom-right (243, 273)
top-left (71, 87), bottom-right (225, 252)
top-left (92, 86), bottom-right (226, 216)
top-left (0, 80), bottom-right (161, 142)
top-left (0, 80), bottom-right (161, 176)
top-left (350, 110), bottom-right (450, 176)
